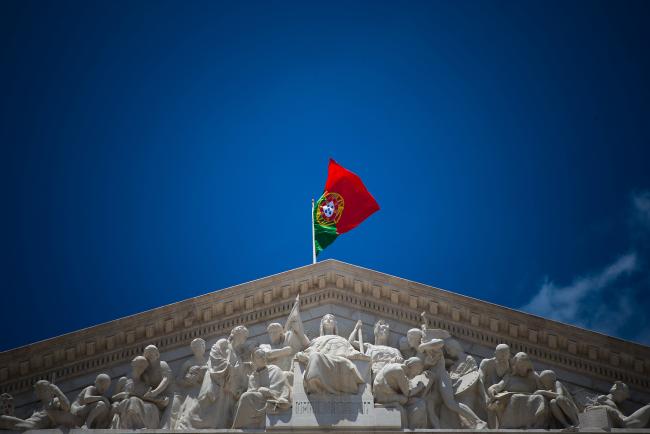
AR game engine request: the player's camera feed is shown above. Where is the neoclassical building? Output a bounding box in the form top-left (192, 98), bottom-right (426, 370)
top-left (1, 259), bottom-right (649, 432)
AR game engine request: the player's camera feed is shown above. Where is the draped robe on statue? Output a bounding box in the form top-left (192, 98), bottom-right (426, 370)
top-left (110, 379), bottom-right (161, 429)
top-left (303, 335), bottom-right (365, 394)
top-left (176, 339), bottom-right (248, 429)
top-left (232, 364), bottom-right (291, 428)
top-left (169, 359), bottom-right (208, 429)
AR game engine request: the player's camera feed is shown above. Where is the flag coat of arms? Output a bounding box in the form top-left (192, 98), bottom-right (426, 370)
top-left (313, 159), bottom-right (380, 256)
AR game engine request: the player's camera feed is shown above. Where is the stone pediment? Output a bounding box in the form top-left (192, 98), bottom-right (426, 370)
top-left (1, 259), bottom-right (650, 431)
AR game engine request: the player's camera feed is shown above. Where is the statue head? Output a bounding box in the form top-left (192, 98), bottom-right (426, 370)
top-left (131, 355), bottom-right (149, 378)
top-left (404, 357), bottom-right (424, 379)
top-left (252, 348), bottom-right (268, 370)
top-left (115, 376), bottom-right (128, 394)
top-left (190, 338), bottom-right (206, 358)
top-left (230, 325), bottom-right (249, 347)
top-left (94, 373), bottom-right (111, 394)
top-left (267, 323), bottom-right (284, 344)
top-left (444, 338), bottom-right (464, 359)
top-left (406, 328), bottom-right (424, 349)
top-left (374, 320), bottom-right (390, 346)
top-left (610, 381), bottom-right (630, 403)
top-left (33, 380), bottom-right (52, 401)
top-left (143, 345), bottom-right (160, 363)
top-left (494, 343), bottom-right (511, 363)
top-left (320, 314), bottom-right (338, 336)
top-left (511, 352), bottom-right (534, 377)
top-left (538, 370), bottom-right (557, 390)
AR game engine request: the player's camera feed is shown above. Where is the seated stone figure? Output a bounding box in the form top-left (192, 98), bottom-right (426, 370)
top-left (141, 344), bottom-right (174, 427)
top-left (261, 322), bottom-right (309, 372)
top-left (169, 338), bottom-right (208, 429)
top-left (111, 356), bottom-right (168, 429)
top-left (0, 380), bottom-right (77, 431)
top-left (479, 343), bottom-right (511, 391)
top-left (232, 348), bottom-right (292, 428)
top-left (261, 295), bottom-right (310, 373)
top-left (487, 352), bottom-right (547, 429)
top-left (349, 319), bottom-right (403, 377)
top-left (535, 370), bottom-right (579, 428)
top-left (418, 339), bottom-right (487, 430)
top-left (70, 373), bottom-right (112, 429)
top-left (585, 381), bottom-right (650, 428)
top-left (373, 357), bottom-right (427, 428)
top-left (479, 343), bottom-right (511, 428)
top-left (444, 338), bottom-right (487, 422)
top-left (295, 314), bottom-right (366, 395)
top-left (178, 325), bottom-right (251, 429)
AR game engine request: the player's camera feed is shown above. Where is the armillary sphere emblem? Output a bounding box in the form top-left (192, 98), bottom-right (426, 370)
top-left (316, 192), bottom-right (344, 226)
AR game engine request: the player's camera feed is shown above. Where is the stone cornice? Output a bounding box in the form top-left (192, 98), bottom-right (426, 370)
top-left (1, 259), bottom-right (649, 397)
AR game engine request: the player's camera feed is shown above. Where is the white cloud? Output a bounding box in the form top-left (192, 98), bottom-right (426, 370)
top-left (520, 253), bottom-right (637, 327)
top-left (520, 191), bottom-right (650, 344)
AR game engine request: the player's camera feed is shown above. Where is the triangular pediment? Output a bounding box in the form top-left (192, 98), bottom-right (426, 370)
top-left (2, 259), bottom-right (649, 413)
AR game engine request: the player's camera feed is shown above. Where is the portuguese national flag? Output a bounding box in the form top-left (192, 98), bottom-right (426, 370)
top-left (313, 159), bottom-right (380, 256)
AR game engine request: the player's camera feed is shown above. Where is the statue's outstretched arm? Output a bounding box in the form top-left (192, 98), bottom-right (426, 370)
top-left (348, 320), bottom-right (362, 348)
top-left (49, 383), bottom-right (71, 411)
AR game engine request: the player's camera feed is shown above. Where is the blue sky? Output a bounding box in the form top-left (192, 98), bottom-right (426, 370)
top-left (1, 1), bottom-right (649, 351)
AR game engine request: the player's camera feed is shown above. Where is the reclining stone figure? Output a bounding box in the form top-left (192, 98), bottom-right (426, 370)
top-left (585, 381), bottom-right (650, 428)
top-left (0, 380), bottom-right (76, 431)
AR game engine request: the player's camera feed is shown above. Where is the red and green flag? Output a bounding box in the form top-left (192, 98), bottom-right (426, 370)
top-left (313, 159), bottom-right (380, 256)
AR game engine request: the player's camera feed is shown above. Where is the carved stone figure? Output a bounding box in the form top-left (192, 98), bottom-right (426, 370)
top-left (479, 343), bottom-right (511, 427)
top-left (169, 338), bottom-right (208, 429)
top-left (479, 343), bottom-right (511, 389)
top-left (295, 314), bottom-right (366, 395)
top-left (373, 357), bottom-right (427, 428)
top-left (418, 339), bottom-right (487, 429)
top-left (232, 347), bottom-right (292, 428)
top-left (585, 381), bottom-right (650, 428)
top-left (487, 352), bottom-right (547, 429)
top-left (399, 328), bottom-right (425, 359)
top-left (178, 325), bottom-right (250, 429)
top-left (110, 356), bottom-right (168, 429)
top-left (261, 297), bottom-right (310, 372)
top-left (0, 380), bottom-right (77, 431)
top-left (536, 369), bottom-right (579, 428)
top-left (70, 373), bottom-right (112, 429)
top-left (260, 323), bottom-right (300, 372)
top-left (350, 319), bottom-right (403, 376)
top-left (444, 337), bottom-right (487, 421)
top-left (141, 344), bottom-right (174, 427)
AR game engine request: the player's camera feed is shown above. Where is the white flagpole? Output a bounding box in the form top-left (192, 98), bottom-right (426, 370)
top-left (311, 198), bottom-right (317, 264)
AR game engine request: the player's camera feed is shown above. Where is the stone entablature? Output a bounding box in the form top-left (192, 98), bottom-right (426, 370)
top-left (1, 259), bottom-right (649, 401)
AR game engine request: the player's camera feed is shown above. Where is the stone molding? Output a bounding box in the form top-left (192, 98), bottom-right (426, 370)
top-left (4, 430), bottom-right (650, 434)
top-left (2, 260), bottom-right (649, 398)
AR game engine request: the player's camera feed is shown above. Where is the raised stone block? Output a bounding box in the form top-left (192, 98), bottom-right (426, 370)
top-left (267, 360), bottom-right (401, 429)
top-left (579, 407), bottom-right (612, 431)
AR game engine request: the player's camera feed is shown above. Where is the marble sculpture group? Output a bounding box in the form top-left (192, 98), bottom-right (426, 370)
top-left (1, 297), bottom-right (649, 431)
